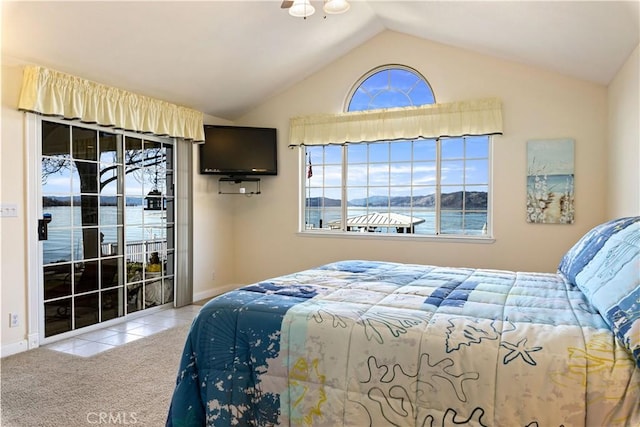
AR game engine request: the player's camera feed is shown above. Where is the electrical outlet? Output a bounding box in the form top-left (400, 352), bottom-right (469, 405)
top-left (29, 334), bottom-right (39, 349)
top-left (211, 271), bottom-right (216, 281)
top-left (9, 313), bottom-right (19, 328)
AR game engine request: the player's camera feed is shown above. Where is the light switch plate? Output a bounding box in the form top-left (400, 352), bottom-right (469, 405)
top-left (0, 204), bottom-right (18, 217)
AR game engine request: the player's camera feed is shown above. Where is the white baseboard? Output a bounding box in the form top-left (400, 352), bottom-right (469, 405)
top-left (1, 339), bottom-right (29, 358)
top-left (193, 284), bottom-right (241, 303)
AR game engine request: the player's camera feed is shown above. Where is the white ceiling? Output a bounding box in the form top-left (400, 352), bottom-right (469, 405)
top-left (2, 1), bottom-right (639, 121)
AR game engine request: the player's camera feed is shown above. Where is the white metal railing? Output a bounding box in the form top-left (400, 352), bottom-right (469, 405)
top-left (102, 239), bottom-right (167, 263)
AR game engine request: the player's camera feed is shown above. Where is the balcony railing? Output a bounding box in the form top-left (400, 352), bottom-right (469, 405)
top-left (101, 239), bottom-right (167, 263)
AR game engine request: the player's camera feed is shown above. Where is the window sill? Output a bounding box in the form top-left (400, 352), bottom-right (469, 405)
top-left (296, 230), bottom-right (495, 244)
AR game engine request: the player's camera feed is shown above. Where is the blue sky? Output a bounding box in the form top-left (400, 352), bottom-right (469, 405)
top-left (306, 136), bottom-right (489, 195)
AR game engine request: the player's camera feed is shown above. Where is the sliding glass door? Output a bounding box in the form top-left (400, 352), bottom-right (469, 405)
top-left (40, 118), bottom-right (175, 338)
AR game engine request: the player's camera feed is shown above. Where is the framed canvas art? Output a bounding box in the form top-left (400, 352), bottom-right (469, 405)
top-left (526, 138), bottom-right (575, 224)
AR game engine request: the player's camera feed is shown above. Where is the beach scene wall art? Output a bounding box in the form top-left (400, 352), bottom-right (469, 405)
top-left (526, 138), bottom-right (575, 224)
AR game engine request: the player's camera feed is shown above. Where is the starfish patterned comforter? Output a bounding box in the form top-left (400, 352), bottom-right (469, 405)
top-left (167, 217), bottom-right (640, 426)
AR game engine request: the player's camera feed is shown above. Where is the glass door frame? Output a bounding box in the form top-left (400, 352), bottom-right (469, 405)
top-left (26, 114), bottom-right (177, 346)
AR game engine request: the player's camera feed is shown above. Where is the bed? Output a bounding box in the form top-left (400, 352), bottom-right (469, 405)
top-left (167, 217), bottom-right (639, 426)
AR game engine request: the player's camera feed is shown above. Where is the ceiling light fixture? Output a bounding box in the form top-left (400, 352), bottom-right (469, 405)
top-left (286, 0), bottom-right (350, 18)
top-left (289, 0), bottom-right (315, 18)
top-left (323, 0), bottom-right (350, 14)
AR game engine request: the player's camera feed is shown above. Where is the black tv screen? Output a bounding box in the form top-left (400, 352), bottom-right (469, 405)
top-left (199, 125), bottom-right (278, 176)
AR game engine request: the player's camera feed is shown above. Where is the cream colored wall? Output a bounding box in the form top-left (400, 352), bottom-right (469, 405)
top-left (235, 31), bottom-right (609, 285)
top-left (1, 61), bottom-right (30, 353)
top-left (192, 115), bottom-right (237, 300)
top-left (607, 44), bottom-right (640, 218)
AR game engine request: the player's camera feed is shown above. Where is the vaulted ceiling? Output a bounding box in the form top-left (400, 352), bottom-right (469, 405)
top-left (2, 1), bottom-right (638, 121)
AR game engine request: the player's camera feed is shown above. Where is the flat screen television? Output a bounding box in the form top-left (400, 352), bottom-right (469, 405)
top-left (199, 125), bottom-right (278, 176)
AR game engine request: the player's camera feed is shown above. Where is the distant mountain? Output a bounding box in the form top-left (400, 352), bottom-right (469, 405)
top-left (304, 197), bottom-right (342, 208)
top-left (306, 191), bottom-right (487, 210)
top-left (43, 196), bottom-right (73, 207)
top-left (43, 196), bottom-right (143, 207)
top-left (348, 195), bottom-right (390, 207)
top-left (441, 191), bottom-right (487, 209)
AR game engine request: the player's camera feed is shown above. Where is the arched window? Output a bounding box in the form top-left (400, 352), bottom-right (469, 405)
top-left (346, 65), bottom-right (435, 111)
top-left (303, 65), bottom-right (491, 237)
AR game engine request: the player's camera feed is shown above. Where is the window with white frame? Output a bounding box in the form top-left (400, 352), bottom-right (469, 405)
top-left (302, 65), bottom-right (491, 236)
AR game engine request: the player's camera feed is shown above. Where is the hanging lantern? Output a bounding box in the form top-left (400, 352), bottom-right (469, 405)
top-left (145, 189), bottom-right (163, 211)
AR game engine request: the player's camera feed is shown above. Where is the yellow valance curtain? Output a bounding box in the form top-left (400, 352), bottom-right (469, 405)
top-left (289, 97), bottom-right (502, 146)
top-left (18, 66), bottom-right (205, 142)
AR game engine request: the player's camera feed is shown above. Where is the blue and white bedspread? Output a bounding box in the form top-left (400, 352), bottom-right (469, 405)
top-left (167, 217), bottom-right (640, 426)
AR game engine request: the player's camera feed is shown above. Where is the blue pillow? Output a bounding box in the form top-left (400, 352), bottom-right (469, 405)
top-left (558, 217), bottom-right (639, 366)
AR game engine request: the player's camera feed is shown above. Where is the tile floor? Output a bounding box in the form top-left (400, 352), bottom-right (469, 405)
top-left (44, 304), bottom-right (201, 357)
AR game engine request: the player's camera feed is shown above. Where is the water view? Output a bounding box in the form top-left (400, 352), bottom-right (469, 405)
top-left (43, 206), bottom-right (167, 264)
top-left (304, 208), bottom-right (487, 235)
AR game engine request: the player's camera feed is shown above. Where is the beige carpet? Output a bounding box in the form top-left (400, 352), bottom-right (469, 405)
top-left (0, 323), bottom-right (191, 427)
